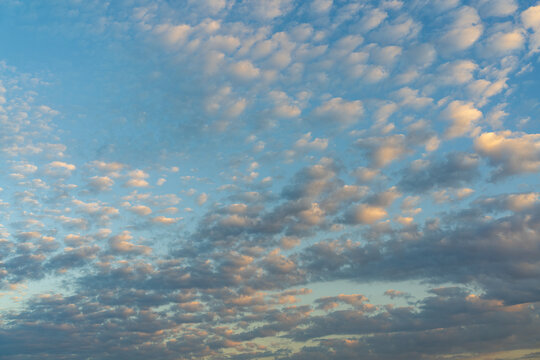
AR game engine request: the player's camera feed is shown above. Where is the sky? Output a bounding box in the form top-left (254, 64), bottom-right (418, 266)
top-left (1, 0), bottom-right (540, 359)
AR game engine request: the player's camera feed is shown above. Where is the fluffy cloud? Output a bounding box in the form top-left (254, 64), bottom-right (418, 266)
top-left (125, 169), bottom-right (150, 187)
top-left (522, 4), bottom-right (540, 52)
top-left (153, 23), bottom-right (192, 47)
top-left (229, 60), bottom-right (260, 81)
top-left (474, 131), bottom-right (540, 179)
top-left (43, 161), bottom-right (76, 177)
top-left (398, 152), bottom-right (480, 193)
top-left (437, 60), bottom-right (477, 84)
top-left (88, 176), bottom-right (114, 192)
top-left (356, 134), bottom-right (410, 168)
top-left (109, 231), bottom-right (151, 255)
top-left (293, 132), bottom-right (328, 152)
top-left (442, 100), bottom-right (482, 138)
top-left (313, 97), bottom-right (363, 126)
top-left (477, 0), bottom-right (517, 17)
top-left (244, 0), bottom-right (293, 20)
top-left (439, 6), bottom-right (483, 53)
top-left (484, 29), bottom-right (525, 55)
top-left (2, 1), bottom-right (540, 359)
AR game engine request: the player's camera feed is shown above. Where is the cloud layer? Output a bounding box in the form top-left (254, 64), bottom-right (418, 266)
top-left (1, 0), bottom-right (540, 359)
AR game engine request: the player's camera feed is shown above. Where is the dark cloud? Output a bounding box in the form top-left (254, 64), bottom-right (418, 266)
top-left (398, 152), bottom-right (480, 193)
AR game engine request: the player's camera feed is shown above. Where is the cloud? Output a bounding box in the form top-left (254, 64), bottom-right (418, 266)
top-left (356, 134), bottom-right (410, 168)
top-left (384, 289), bottom-right (411, 299)
top-left (357, 8), bottom-right (387, 32)
top-left (129, 205), bottom-right (152, 216)
top-left (442, 100), bottom-right (482, 138)
top-left (197, 193), bottom-right (208, 205)
top-left (477, 0), bottom-right (518, 17)
top-left (522, 4), bottom-right (540, 52)
top-left (153, 23), bottom-right (191, 47)
top-left (475, 192), bottom-right (539, 213)
top-left (437, 60), bottom-right (477, 85)
top-left (311, 0), bottom-right (333, 14)
top-left (313, 97), bottom-right (363, 126)
top-left (43, 161), bottom-right (76, 177)
top-left (484, 29), bottom-right (525, 55)
top-left (11, 162), bottom-right (38, 175)
top-left (293, 132), bottom-right (328, 152)
top-left (125, 169), bottom-right (150, 187)
top-left (152, 216), bottom-right (178, 224)
top-left (229, 60), bottom-right (260, 81)
top-left (398, 152), bottom-right (480, 193)
top-left (3, 2), bottom-right (540, 359)
top-left (88, 176), bottom-right (114, 192)
top-left (286, 288), bottom-right (540, 359)
top-left (439, 6), bottom-right (483, 53)
top-left (394, 87), bottom-right (433, 108)
top-left (109, 231), bottom-right (151, 255)
top-left (346, 204), bottom-right (387, 224)
top-left (474, 131), bottom-right (540, 179)
top-left (315, 293), bottom-right (372, 311)
top-left (244, 0), bottom-right (294, 20)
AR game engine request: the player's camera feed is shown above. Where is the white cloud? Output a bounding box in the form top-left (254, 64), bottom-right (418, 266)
top-left (358, 134), bottom-right (410, 168)
top-left (485, 30), bottom-right (525, 55)
top-left (44, 161), bottom-right (76, 177)
top-left (351, 204), bottom-right (387, 224)
top-left (207, 35), bottom-right (241, 54)
top-left (298, 202), bottom-right (325, 225)
top-left (394, 87), bottom-right (433, 108)
top-left (197, 193), bottom-right (208, 206)
top-left (475, 131), bottom-right (540, 178)
top-left (311, 0), bottom-right (333, 13)
top-left (88, 176), bottom-right (114, 192)
top-left (129, 205), bottom-right (152, 216)
top-left (89, 161), bottom-right (124, 173)
top-left (125, 169), bottom-right (150, 187)
top-left (153, 23), bottom-right (191, 47)
top-left (442, 100), bottom-right (482, 138)
top-left (467, 78), bottom-right (507, 106)
top-left (229, 60), bottom-right (260, 81)
top-left (477, 0), bottom-right (517, 17)
top-left (506, 193), bottom-right (539, 212)
top-left (109, 231), bottom-right (151, 254)
top-left (270, 91), bottom-right (301, 118)
top-left (372, 16), bottom-right (420, 44)
top-left (245, 0), bottom-right (293, 20)
top-left (438, 60), bottom-right (477, 85)
top-left (152, 216), bottom-right (178, 224)
top-left (193, 0), bottom-right (228, 14)
top-left (11, 162), bottom-right (38, 175)
top-left (294, 132), bottom-right (328, 152)
top-left (521, 4), bottom-right (540, 52)
top-left (439, 6), bottom-right (483, 53)
top-left (204, 50), bottom-right (225, 75)
top-left (358, 8), bottom-right (387, 32)
top-left (313, 97), bottom-right (363, 126)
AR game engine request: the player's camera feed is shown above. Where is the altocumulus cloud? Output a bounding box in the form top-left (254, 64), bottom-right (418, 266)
top-left (1, 1), bottom-right (540, 359)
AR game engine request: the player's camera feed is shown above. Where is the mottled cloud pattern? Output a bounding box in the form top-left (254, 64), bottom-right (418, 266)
top-left (1, 0), bottom-right (540, 359)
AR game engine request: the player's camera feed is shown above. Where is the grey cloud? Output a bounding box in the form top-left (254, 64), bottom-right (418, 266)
top-left (302, 203), bottom-right (540, 305)
top-left (398, 152), bottom-right (480, 193)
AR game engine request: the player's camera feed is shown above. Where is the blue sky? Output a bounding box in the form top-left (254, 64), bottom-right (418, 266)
top-left (1, 0), bottom-right (540, 359)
